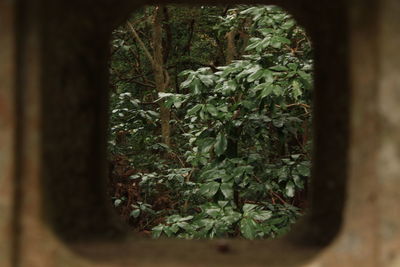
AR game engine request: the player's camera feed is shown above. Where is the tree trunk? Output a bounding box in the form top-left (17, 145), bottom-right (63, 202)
top-left (152, 6), bottom-right (171, 147)
top-left (226, 30), bottom-right (237, 64)
top-left (225, 30), bottom-right (241, 207)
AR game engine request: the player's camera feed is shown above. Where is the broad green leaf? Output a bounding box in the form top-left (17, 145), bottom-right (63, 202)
top-left (240, 218), bottom-right (258, 239)
top-left (245, 38), bottom-right (262, 51)
top-left (270, 37), bottom-right (282, 49)
top-left (200, 182), bottom-right (220, 198)
top-left (247, 69), bottom-right (264, 82)
top-left (258, 28), bottom-right (273, 36)
top-left (176, 222), bottom-right (190, 230)
top-left (192, 79), bottom-right (202, 94)
top-left (199, 137), bottom-right (215, 153)
top-left (169, 224), bottom-right (180, 234)
top-left (293, 175), bottom-right (303, 188)
top-left (291, 154), bottom-right (301, 160)
top-left (285, 181), bottom-right (295, 197)
top-left (152, 225), bottom-right (164, 238)
top-left (220, 182), bottom-right (234, 199)
top-left (288, 63), bottom-right (299, 71)
top-left (114, 199), bottom-right (123, 207)
top-left (273, 85), bottom-right (283, 96)
top-left (198, 219), bottom-right (214, 230)
top-left (298, 70), bottom-right (311, 81)
top-left (173, 99), bottom-right (184, 109)
top-left (205, 207), bottom-right (221, 218)
top-left (214, 132), bottom-right (227, 157)
top-left (198, 74), bottom-right (215, 87)
top-left (146, 110), bottom-right (159, 117)
top-left (220, 80), bottom-right (237, 95)
top-left (237, 65), bottom-right (261, 80)
top-left (232, 166), bottom-right (253, 178)
top-left (199, 109), bottom-right (205, 120)
top-left (180, 74), bottom-right (195, 88)
top-left (130, 209), bottom-right (141, 218)
top-left (292, 80), bottom-right (302, 99)
top-left (273, 119), bottom-right (284, 128)
top-left (187, 104), bottom-right (203, 115)
top-left (158, 92), bottom-right (174, 98)
top-left (260, 86), bottom-right (274, 98)
top-left (270, 36), bottom-right (291, 49)
top-left (179, 215), bottom-right (194, 222)
top-left (243, 203), bottom-right (257, 213)
top-left (253, 210), bottom-right (272, 221)
top-left (223, 210), bottom-right (242, 224)
top-left (200, 169), bottom-right (224, 180)
top-left (240, 6), bottom-right (258, 15)
top-left (179, 70), bottom-right (194, 77)
top-left (221, 173), bottom-right (233, 183)
top-left (281, 19), bottom-right (295, 29)
top-left (206, 104), bottom-right (219, 117)
top-left (218, 201), bottom-right (229, 208)
top-left (297, 163), bottom-right (310, 176)
top-left (270, 65), bottom-right (288, 71)
top-left (263, 69), bottom-right (274, 83)
top-left (252, 82), bottom-right (270, 92)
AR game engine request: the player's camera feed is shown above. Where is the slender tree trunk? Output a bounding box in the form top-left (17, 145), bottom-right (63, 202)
top-left (153, 6), bottom-right (171, 146)
top-left (225, 28), bottom-right (240, 158)
top-left (226, 30), bottom-right (237, 64)
top-left (226, 27), bottom-right (242, 208)
top-left (226, 16), bottom-right (251, 64)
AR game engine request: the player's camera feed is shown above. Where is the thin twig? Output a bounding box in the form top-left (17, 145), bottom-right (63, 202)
top-left (126, 21), bottom-right (156, 67)
top-left (269, 190), bottom-right (288, 205)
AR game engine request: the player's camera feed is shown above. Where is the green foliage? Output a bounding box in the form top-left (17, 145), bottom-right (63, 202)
top-left (108, 5), bottom-right (312, 240)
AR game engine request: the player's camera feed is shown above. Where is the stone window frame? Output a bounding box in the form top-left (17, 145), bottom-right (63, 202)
top-left (41, 0), bottom-right (348, 263)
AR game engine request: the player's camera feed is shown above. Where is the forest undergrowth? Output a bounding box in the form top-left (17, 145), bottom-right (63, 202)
top-left (108, 4), bottom-right (313, 239)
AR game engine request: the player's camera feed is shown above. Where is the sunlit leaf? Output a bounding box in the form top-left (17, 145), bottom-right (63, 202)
top-left (214, 132), bottom-right (227, 157)
top-left (200, 182), bottom-right (220, 198)
top-left (220, 182), bottom-right (234, 199)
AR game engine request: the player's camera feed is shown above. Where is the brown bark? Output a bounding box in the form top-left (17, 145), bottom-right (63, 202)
top-left (153, 6), bottom-right (171, 147)
top-left (225, 15), bottom-right (251, 64)
top-left (162, 6), bottom-right (172, 63)
top-left (238, 18), bottom-right (252, 56)
top-left (225, 30), bottom-right (237, 64)
top-left (127, 8), bottom-right (171, 147)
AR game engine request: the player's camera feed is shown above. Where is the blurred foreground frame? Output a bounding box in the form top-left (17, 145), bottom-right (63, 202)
top-left (0, 0), bottom-right (399, 266)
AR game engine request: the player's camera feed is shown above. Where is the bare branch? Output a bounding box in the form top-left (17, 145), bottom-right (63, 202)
top-left (126, 21), bottom-right (155, 67)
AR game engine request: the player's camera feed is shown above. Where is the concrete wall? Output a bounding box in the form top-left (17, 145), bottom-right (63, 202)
top-left (0, 0), bottom-right (399, 266)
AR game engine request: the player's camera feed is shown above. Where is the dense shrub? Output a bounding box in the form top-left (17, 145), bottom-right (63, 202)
top-left (108, 5), bottom-right (313, 239)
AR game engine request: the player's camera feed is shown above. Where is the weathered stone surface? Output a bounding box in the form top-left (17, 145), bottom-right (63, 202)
top-left (0, 0), bottom-right (399, 266)
top-left (0, 2), bottom-right (16, 267)
top-left (378, 0), bottom-right (400, 266)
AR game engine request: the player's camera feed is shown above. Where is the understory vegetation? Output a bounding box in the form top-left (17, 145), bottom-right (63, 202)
top-left (108, 5), bottom-right (313, 239)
